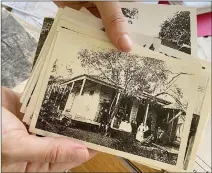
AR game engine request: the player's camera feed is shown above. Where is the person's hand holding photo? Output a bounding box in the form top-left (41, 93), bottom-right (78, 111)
top-left (2, 87), bottom-right (96, 172)
top-left (54, 1), bottom-right (133, 52)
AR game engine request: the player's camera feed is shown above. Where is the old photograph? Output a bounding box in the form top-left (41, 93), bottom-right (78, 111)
top-left (184, 77), bottom-right (211, 170)
top-left (120, 3), bottom-right (197, 56)
top-left (29, 29), bottom-right (199, 169)
top-left (21, 12), bottom-right (162, 122)
top-left (33, 17), bottom-right (54, 67)
top-left (157, 45), bottom-right (211, 170)
top-left (1, 8), bottom-right (37, 88)
top-left (62, 7), bottom-right (162, 51)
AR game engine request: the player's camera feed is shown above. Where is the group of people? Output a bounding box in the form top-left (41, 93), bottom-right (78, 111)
top-left (98, 99), bottom-right (132, 135)
top-left (136, 125), bottom-right (169, 146)
top-left (98, 100), bottom-right (111, 135)
top-left (97, 99), bottom-right (170, 146)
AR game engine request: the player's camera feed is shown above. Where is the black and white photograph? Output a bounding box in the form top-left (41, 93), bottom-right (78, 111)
top-left (20, 10), bottom-right (162, 126)
top-left (1, 8), bottom-right (37, 88)
top-left (2, 2), bottom-right (211, 173)
top-left (33, 17), bottom-right (54, 67)
top-left (183, 72), bottom-right (211, 170)
top-left (121, 7), bottom-right (139, 24)
top-left (29, 29), bottom-right (199, 169)
top-left (156, 45), bottom-right (211, 170)
top-left (120, 3), bottom-right (197, 56)
top-left (62, 6), bottom-right (162, 52)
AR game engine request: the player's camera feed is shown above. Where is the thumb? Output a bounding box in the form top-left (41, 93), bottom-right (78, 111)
top-left (94, 2), bottom-right (133, 52)
top-left (5, 135), bottom-right (89, 164)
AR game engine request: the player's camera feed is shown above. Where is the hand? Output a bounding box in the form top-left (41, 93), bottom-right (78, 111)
top-left (2, 87), bottom-right (96, 172)
top-left (54, 1), bottom-right (133, 52)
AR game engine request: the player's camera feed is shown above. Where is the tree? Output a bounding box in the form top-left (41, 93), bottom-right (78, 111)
top-left (100, 8), bottom-right (139, 30)
top-left (78, 48), bottom-right (191, 119)
top-left (48, 59), bottom-right (73, 85)
top-left (42, 59), bottom-right (73, 114)
top-left (158, 11), bottom-right (191, 51)
top-left (121, 8), bottom-right (139, 24)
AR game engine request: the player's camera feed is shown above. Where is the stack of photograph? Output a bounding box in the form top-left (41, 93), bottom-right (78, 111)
top-left (20, 3), bottom-right (211, 172)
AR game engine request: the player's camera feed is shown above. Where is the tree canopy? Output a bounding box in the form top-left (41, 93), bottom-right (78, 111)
top-left (121, 8), bottom-right (139, 19)
top-left (158, 11), bottom-right (191, 49)
top-left (77, 48), bottom-right (188, 110)
top-left (121, 8), bottom-right (139, 24)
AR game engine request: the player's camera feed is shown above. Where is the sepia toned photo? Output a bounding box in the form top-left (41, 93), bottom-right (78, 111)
top-left (2, 2), bottom-right (210, 173)
top-left (33, 17), bottom-right (54, 67)
top-left (29, 29), bottom-right (200, 169)
top-left (120, 3), bottom-right (197, 56)
top-left (157, 45), bottom-right (211, 170)
top-left (21, 12), bottom-right (162, 125)
top-left (1, 8), bottom-right (37, 88)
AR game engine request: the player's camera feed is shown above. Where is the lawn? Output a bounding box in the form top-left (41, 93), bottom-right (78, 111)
top-left (36, 116), bottom-right (178, 165)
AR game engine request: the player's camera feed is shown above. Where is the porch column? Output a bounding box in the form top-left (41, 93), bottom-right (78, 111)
top-left (143, 103), bottom-right (150, 126)
top-left (168, 111), bottom-right (182, 124)
top-left (70, 81), bottom-right (75, 91)
top-left (167, 112), bottom-right (170, 122)
top-left (111, 92), bottom-right (121, 118)
top-left (115, 92), bottom-right (121, 105)
top-left (169, 109), bottom-right (175, 141)
top-left (79, 78), bottom-right (86, 96)
top-left (62, 82), bottom-right (75, 114)
top-left (70, 82), bottom-right (77, 111)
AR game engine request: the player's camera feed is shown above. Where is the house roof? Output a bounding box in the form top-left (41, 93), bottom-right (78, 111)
top-left (163, 104), bottom-right (181, 110)
top-left (163, 103), bottom-right (186, 112)
top-left (142, 92), bottom-right (172, 105)
top-left (61, 74), bottom-right (172, 106)
top-left (60, 74), bottom-right (120, 90)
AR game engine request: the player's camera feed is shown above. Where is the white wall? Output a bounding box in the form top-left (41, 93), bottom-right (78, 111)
top-left (64, 82), bottom-right (101, 121)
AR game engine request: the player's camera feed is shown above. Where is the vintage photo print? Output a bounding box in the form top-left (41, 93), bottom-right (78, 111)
top-left (184, 74), bottom-right (211, 170)
top-left (185, 82), bottom-right (211, 171)
top-left (22, 33), bottom-right (59, 124)
top-left (29, 28), bottom-right (200, 171)
top-left (32, 17), bottom-right (54, 67)
top-left (20, 9), bottom-right (63, 105)
top-left (63, 7), bottom-right (162, 51)
top-left (157, 45), bottom-right (211, 170)
top-left (21, 7), bottom-right (161, 108)
top-left (21, 11), bottom-right (162, 125)
top-left (120, 3), bottom-right (197, 56)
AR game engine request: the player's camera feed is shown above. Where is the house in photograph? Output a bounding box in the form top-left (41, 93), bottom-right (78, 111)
top-left (51, 74), bottom-right (186, 146)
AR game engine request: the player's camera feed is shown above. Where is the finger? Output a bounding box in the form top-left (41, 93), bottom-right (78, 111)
top-left (48, 162), bottom-right (82, 172)
top-left (48, 149), bottom-right (97, 172)
top-left (54, 1), bottom-right (85, 10)
top-left (8, 135), bottom-right (89, 164)
top-left (25, 162), bottom-right (46, 173)
top-left (83, 3), bottom-right (100, 18)
top-left (88, 149), bottom-right (97, 159)
top-left (25, 149), bottom-right (97, 172)
top-left (25, 162), bottom-right (79, 173)
top-left (2, 87), bottom-right (22, 117)
top-left (94, 2), bottom-right (133, 52)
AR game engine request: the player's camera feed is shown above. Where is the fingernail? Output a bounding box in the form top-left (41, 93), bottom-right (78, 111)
top-left (118, 34), bottom-right (133, 52)
top-left (72, 148), bottom-right (89, 163)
